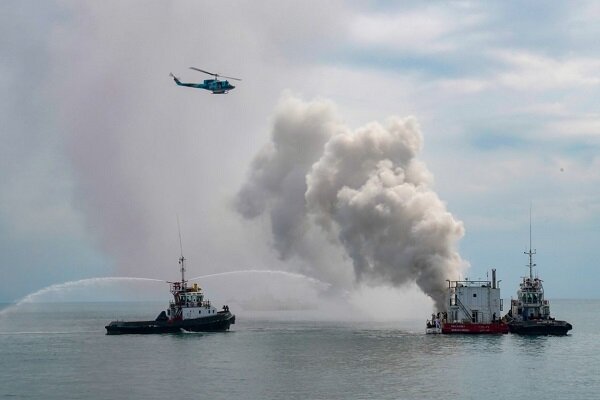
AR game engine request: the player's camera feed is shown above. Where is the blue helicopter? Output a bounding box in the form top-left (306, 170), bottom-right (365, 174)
top-left (170, 67), bottom-right (241, 94)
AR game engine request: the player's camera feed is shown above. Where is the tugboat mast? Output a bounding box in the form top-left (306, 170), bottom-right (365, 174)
top-left (178, 216), bottom-right (187, 289)
top-left (525, 205), bottom-right (536, 279)
top-left (179, 255), bottom-right (187, 288)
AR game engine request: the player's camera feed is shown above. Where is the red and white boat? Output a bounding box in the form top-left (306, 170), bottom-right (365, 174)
top-left (426, 269), bottom-right (508, 334)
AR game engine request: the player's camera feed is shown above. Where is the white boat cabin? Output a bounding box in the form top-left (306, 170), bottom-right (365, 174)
top-left (167, 282), bottom-right (218, 320)
top-left (446, 269), bottom-right (503, 324)
top-left (510, 277), bottom-right (550, 321)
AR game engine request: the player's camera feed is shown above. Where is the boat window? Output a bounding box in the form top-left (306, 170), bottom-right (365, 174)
top-left (473, 293), bottom-right (477, 297)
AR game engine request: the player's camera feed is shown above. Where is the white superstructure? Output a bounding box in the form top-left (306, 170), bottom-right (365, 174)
top-left (167, 281), bottom-right (219, 320)
top-left (446, 269), bottom-right (503, 324)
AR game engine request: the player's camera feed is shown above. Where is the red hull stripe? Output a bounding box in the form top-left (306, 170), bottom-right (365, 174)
top-left (441, 323), bottom-right (509, 334)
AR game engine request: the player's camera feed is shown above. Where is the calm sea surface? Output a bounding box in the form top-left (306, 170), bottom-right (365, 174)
top-left (0, 300), bottom-right (597, 399)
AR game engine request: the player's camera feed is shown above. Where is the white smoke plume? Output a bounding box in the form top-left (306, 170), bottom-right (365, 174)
top-left (236, 97), bottom-right (339, 257)
top-left (236, 95), bottom-right (466, 309)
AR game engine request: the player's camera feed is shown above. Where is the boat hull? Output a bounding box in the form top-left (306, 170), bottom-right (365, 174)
top-left (105, 311), bottom-right (235, 335)
top-left (441, 322), bottom-right (509, 334)
top-left (508, 320), bottom-right (572, 336)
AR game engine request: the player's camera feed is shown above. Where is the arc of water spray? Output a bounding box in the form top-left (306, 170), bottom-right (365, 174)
top-left (189, 269), bottom-right (331, 290)
top-left (3, 277), bottom-right (165, 313)
top-left (1, 271), bottom-right (331, 317)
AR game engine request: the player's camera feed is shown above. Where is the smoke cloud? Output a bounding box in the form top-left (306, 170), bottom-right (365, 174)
top-left (236, 97), bottom-right (338, 257)
top-left (236, 96), bottom-right (466, 309)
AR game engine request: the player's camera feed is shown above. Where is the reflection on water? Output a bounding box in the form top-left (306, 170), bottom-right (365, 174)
top-left (511, 334), bottom-right (550, 354)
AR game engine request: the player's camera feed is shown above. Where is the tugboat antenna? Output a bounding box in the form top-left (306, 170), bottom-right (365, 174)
top-left (525, 204), bottom-right (536, 279)
top-left (177, 215), bottom-right (186, 288)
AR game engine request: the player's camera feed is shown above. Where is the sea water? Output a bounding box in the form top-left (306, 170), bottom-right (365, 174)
top-left (0, 300), bottom-right (597, 399)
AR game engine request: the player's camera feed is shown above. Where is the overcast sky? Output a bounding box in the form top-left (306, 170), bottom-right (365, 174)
top-left (2, 1), bottom-right (599, 306)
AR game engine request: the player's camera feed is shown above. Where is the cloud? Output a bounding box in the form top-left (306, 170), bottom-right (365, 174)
top-left (543, 116), bottom-right (600, 139)
top-left (348, 6), bottom-right (484, 54)
top-left (492, 50), bottom-right (600, 90)
top-left (433, 78), bottom-right (490, 94)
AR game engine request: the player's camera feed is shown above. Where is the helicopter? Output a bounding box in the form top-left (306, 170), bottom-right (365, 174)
top-left (170, 67), bottom-right (241, 94)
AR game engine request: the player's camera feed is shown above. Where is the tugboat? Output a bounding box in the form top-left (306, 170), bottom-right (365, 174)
top-left (503, 218), bottom-right (572, 335)
top-left (426, 269), bottom-right (509, 334)
top-left (105, 254), bottom-right (235, 335)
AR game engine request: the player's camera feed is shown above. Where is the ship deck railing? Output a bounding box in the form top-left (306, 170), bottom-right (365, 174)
top-left (170, 300), bottom-right (212, 308)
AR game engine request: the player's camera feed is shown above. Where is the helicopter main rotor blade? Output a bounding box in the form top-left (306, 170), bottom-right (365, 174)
top-left (218, 74), bottom-right (242, 81)
top-left (189, 67), bottom-right (242, 81)
top-left (189, 67), bottom-right (217, 76)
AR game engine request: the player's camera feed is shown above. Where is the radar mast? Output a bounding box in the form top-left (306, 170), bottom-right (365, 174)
top-left (525, 204), bottom-right (536, 279)
top-left (177, 216), bottom-right (187, 289)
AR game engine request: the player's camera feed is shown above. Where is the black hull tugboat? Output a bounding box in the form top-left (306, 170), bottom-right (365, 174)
top-left (106, 255), bottom-right (235, 335)
top-left (503, 216), bottom-right (572, 336)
